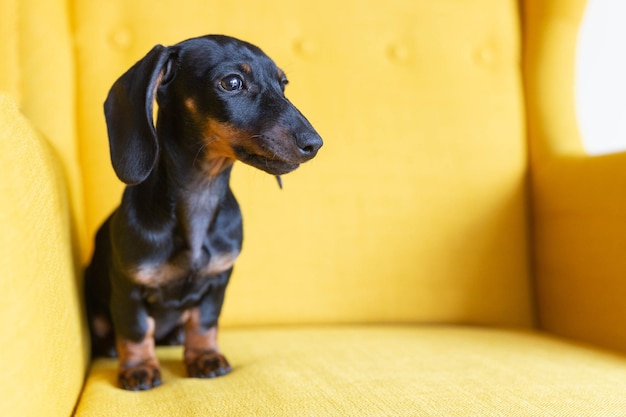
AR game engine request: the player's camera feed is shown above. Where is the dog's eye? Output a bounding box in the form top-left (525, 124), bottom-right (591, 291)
top-left (280, 78), bottom-right (289, 91)
top-left (220, 75), bottom-right (244, 92)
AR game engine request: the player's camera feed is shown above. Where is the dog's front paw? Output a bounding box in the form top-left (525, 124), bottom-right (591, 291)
top-left (118, 364), bottom-right (162, 391)
top-left (186, 350), bottom-right (232, 378)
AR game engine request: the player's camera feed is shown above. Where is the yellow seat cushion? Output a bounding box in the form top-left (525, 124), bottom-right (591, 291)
top-left (75, 326), bottom-right (626, 416)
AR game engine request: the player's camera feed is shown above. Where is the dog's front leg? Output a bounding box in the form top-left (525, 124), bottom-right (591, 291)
top-left (115, 317), bottom-right (161, 390)
top-left (110, 277), bottom-right (162, 390)
top-left (184, 270), bottom-right (232, 378)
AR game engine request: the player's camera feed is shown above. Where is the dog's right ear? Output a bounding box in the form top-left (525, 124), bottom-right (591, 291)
top-left (104, 45), bottom-right (177, 185)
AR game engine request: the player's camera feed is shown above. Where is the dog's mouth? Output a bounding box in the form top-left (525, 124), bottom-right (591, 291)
top-left (233, 147), bottom-right (300, 175)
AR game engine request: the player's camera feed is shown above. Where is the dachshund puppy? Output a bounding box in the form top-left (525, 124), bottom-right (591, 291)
top-left (84, 35), bottom-right (322, 391)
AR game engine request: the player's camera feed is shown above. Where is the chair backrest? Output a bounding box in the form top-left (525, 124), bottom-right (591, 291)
top-left (73, 0), bottom-right (534, 327)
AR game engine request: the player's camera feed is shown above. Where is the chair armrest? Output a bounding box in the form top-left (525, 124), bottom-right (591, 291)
top-left (533, 151), bottom-right (626, 353)
top-left (0, 94), bottom-right (89, 417)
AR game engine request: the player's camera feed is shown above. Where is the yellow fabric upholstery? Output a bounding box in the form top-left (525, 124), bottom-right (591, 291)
top-left (76, 326), bottom-right (626, 416)
top-left (0, 0), bottom-right (87, 260)
top-left (0, 0), bottom-right (20, 101)
top-left (73, 0), bottom-right (533, 328)
top-left (0, 95), bottom-right (89, 417)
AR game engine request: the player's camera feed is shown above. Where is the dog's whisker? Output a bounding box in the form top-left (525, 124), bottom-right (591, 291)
top-left (192, 143), bottom-right (208, 167)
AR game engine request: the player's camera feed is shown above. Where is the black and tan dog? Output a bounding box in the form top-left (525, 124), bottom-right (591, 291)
top-left (84, 35), bottom-right (322, 391)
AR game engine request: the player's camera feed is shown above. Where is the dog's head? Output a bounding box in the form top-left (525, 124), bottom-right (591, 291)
top-left (104, 35), bottom-right (323, 185)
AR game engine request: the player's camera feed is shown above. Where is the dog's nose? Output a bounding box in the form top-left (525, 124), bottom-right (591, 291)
top-left (295, 132), bottom-right (323, 158)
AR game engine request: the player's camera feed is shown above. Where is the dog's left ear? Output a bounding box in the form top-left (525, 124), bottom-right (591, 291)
top-left (104, 45), bottom-right (178, 185)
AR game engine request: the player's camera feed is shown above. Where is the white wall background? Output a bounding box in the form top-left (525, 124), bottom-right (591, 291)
top-left (576, 0), bottom-right (626, 155)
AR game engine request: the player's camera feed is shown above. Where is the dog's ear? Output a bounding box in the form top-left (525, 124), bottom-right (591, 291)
top-left (104, 45), bottom-right (178, 185)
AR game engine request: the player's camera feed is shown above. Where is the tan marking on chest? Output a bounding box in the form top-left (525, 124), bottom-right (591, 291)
top-left (199, 250), bottom-right (240, 276)
top-left (130, 250), bottom-right (240, 286)
top-left (130, 262), bottom-right (187, 286)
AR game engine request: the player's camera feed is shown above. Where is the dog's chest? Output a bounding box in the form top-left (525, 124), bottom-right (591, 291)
top-left (131, 247), bottom-right (239, 287)
top-left (130, 179), bottom-right (242, 288)
top-left (137, 249), bottom-right (236, 309)
top-left (133, 234), bottom-right (240, 310)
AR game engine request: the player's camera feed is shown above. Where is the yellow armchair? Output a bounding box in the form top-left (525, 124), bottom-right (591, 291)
top-left (2, 0), bottom-right (626, 415)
